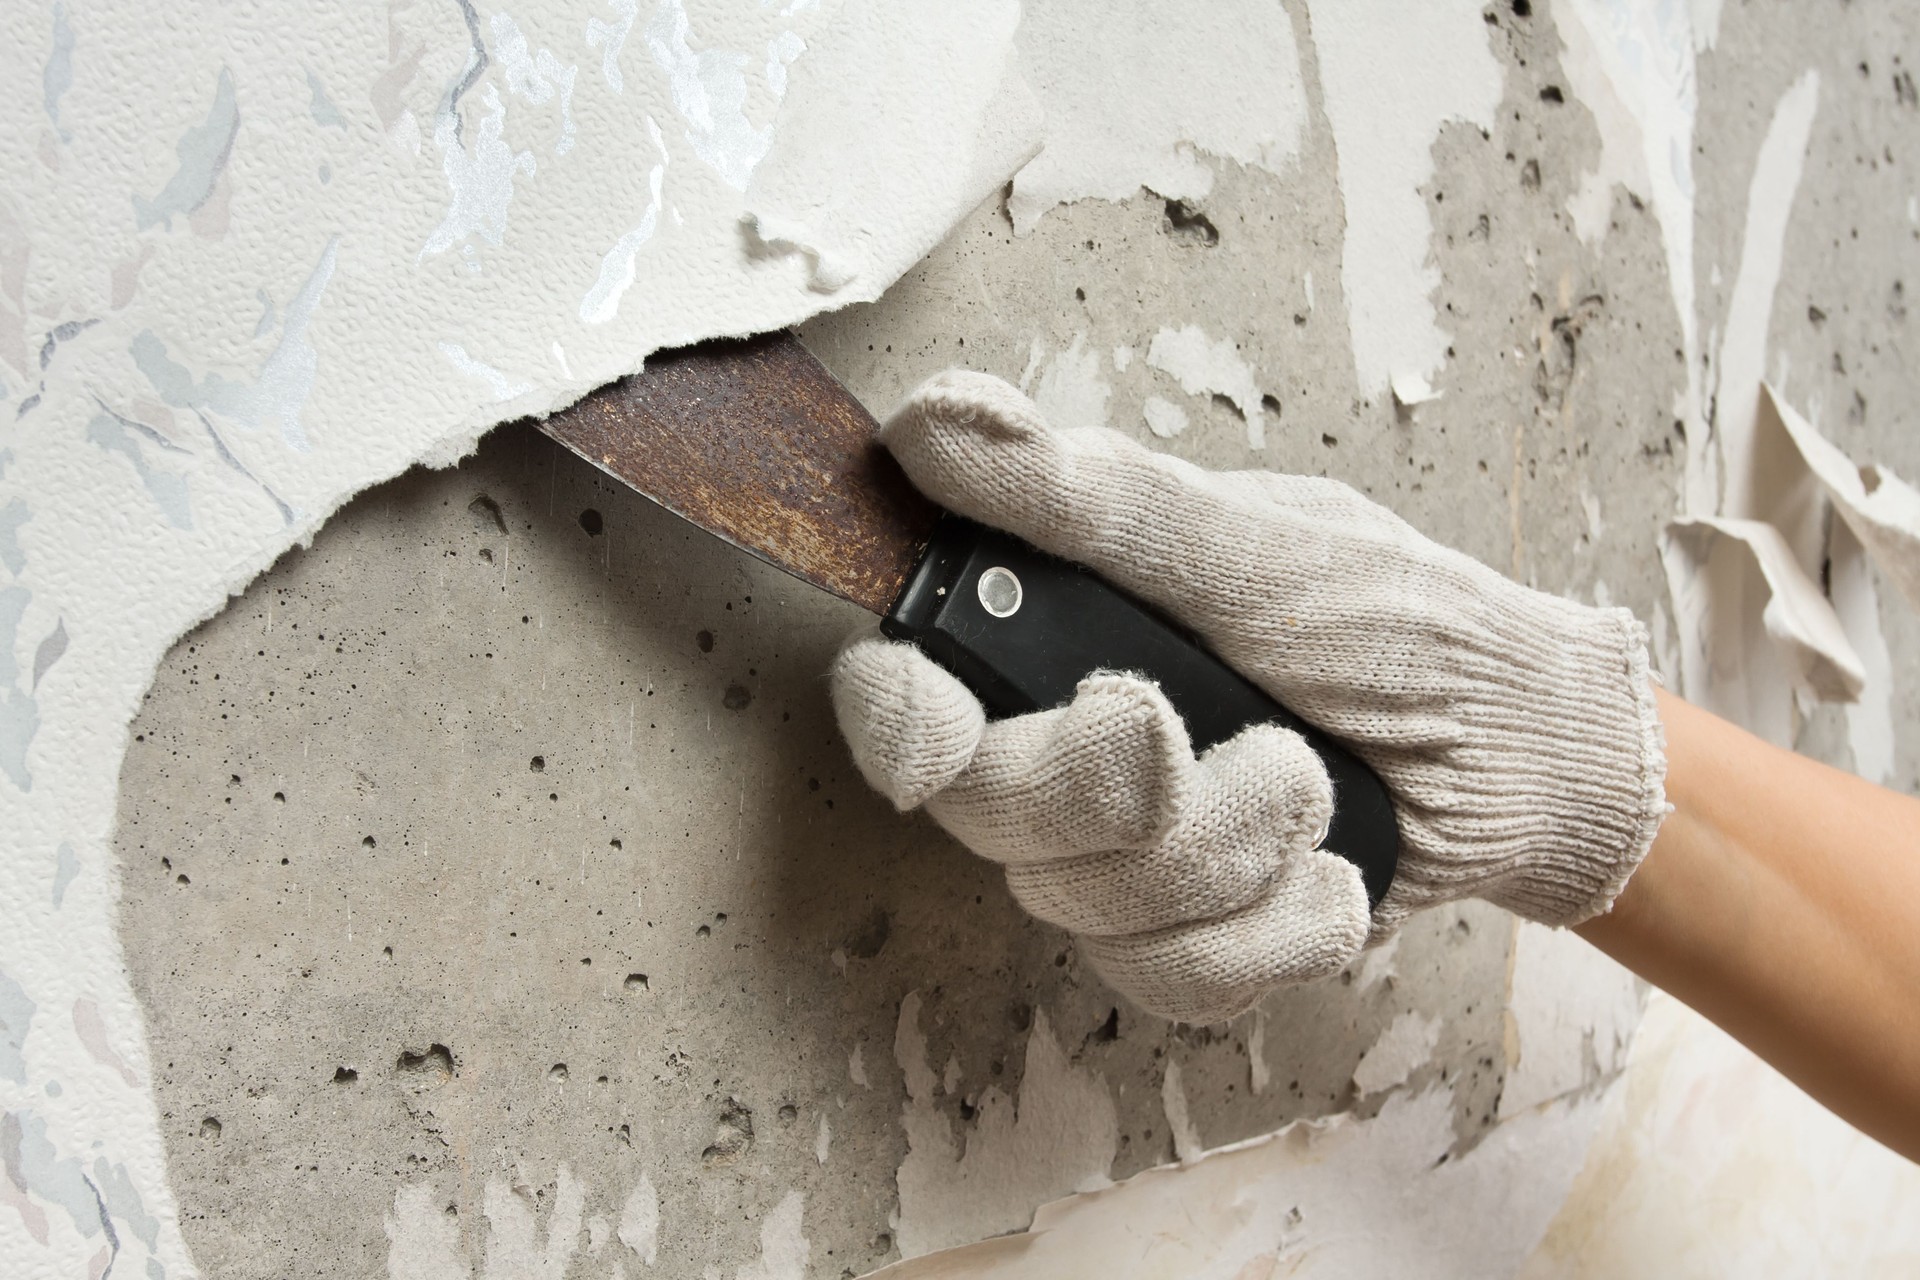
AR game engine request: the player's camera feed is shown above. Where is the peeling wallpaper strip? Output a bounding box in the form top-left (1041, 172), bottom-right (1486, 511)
top-left (0, 3), bottom-right (1035, 1271)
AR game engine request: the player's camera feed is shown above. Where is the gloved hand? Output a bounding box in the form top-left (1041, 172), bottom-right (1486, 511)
top-left (831, 371), bottom-right (1667, 1023)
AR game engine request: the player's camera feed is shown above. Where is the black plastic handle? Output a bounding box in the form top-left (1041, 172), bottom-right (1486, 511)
top-left (882, 514), bottom-right (1399, 907)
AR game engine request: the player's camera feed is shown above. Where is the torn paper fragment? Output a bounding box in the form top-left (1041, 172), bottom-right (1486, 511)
top-left (1665, 515), bottom-right (1865, 703)
top-left (1146, 324), bottom-right (1267, 448)
top-left (1308, 0), bottom-right (1502, 399)
top-left (1352, 1011), bottom-right (1441, 1098)
top-left (1500, 921), bottom-right (1641, 1119)
top-left (1160, 1059), bottom-right (1203, 1162)
top-left (859, 1084), bottom-right (1608, 1280)
top-left (1006, 0), bottom-right (1307, 234)
top-left (1247, 1007), bottom-right (1270, 1095)
top-left (892, 993), bottom-right (1117, 1258)
top-left (1766, 384), bottom-right (1920, 611)
top-left (1142, 395), bottom-right (1188, 439)
top-left (815, 1114), bottom-right (832, 1166)
top-left (1352, 934), bottom-right (1400, 992)
top-left (743, 0), bottom-right (1040, 303)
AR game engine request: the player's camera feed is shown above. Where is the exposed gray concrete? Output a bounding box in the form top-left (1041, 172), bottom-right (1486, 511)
top-left (112, 4), bottom-right (1920, 1276)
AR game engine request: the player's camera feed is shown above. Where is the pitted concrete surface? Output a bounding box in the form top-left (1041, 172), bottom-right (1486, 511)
top-left (113, 4), bottom-right (1920, 1275)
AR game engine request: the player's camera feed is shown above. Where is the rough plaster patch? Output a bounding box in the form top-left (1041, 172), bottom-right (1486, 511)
top-left (1006, 0), bottom-right (1306, 234)
top-left (891, 993), bottom-right (1117, 1258)
top-left (1146, 324), bottom-right (1267, 448)
top-left (1352, 1011), bottom-right (1441, 1098)
top-left (1307, 0), bottom-right (1502, 400)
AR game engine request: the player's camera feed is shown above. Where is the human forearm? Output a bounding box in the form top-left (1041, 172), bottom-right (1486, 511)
top-left (1576, 688), bottom-right (1920, 1161)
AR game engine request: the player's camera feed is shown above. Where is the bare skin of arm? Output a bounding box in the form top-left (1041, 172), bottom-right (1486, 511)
top-left (1575, 687), bottom-right (1920, 1161)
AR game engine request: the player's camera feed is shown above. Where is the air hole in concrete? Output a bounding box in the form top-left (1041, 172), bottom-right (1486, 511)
top-left (332, 1067), bottom-right (359, 1084)
top-left (1539, 85), bottom-right (1564, 104)
top-left (468, 493), bottom-right (508, 534)
top-left (696, 629), bottom-right (714, 652)
top-left (175, 874), bottom-right (189, 885)
top-left (609, 838), bottom-right (623, 849)
top-left (548, 1063), bottom-right (569, 1082)
top-left (722, 683), bottom-right (752, 710)
top-left (1322, 433), bottom-right (1339, 447)
top-left (624, 973), bottom-right (649, 991)
top-left (845, 908), bottom-right (892, 960)
top-left (1162, 199), bottom-right (1219, 246)
top-left (578, 508), bottom-right (604, 536)
top-left (1093, 1007), bottom-right (1120, 1042)
top-left (396, 1043), bottom-right (455, 1082)
top-left (1261, 394), bottom-right (1282, 417)
top-left (777, 1104), bottom-right (798, 1123)
top-left (701, 1099), bottom-right (754, 1166)
top-left (529, 755), bottom-right (546, 772)
top-left (695, 925), bottom-right (711, 938)
top-left (362, 836), bottom-right (376, 848)
top-left (272, 791), bottom-right (286, 802)
top-left (199, 1116), bottom-right (222, 1140)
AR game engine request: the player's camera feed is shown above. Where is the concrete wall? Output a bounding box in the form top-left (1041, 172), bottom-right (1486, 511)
top-left (71, 0), bottom-right (1920, 1275)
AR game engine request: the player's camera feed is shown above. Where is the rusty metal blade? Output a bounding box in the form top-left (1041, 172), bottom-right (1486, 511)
top-left (536, 331), bottom-right (940, 615)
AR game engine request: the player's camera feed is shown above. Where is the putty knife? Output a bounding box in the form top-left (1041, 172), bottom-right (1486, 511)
top-left (536, 331), bottom-right (1399, 904)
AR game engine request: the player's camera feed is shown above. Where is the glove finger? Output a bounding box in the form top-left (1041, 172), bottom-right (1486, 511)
top-left (926, 672), bottom-right (1193, 864)
top-left (882, 373), bottom-right (1316, 659)
top-left (1079, 848), bottom-right (1369, 1024)
top-left (830, 634), bottom-right (985, 811)
top-left (1004, 723), bottom-right (1332, 936)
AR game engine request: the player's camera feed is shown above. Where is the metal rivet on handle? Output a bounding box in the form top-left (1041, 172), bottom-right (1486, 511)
top-left (976, 566), bottom-right (1023, 618)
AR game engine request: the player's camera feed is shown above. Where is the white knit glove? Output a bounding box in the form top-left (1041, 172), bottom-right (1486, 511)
top-left (832, 372), bottom-right (1667, 1023)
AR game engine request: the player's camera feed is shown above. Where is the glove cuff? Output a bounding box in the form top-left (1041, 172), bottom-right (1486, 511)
top-left (1374, 603), bottom-right (1669, 932)
top-left (1479, 607), bottom-right (1669, 926)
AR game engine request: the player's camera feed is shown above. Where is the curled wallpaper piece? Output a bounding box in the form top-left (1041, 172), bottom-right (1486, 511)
top-left (1307, 0), bottom-right (1503, 401)
top-left (0, 2), bottom-right (1039, 1273)
top-left (1665, 516), bottom-right (1864, 703)
top-left (1005, 0), bottom-right (1307, 234)
top-left (1765, 384), bottom-right (1920, 611)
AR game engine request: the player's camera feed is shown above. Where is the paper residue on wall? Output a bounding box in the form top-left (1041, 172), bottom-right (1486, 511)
top-left (1499, 922), bottom-right (1640, 1120)
top-left (1145, 324), bottom-right (1269, 447)
top-left (1006, 0), bottom-right (1307, 234)
top-left (735, 1190), bottom-right (809, 1280)
top-left (1352, 1011), bottom-right (1441, 1098)
top-left (1520, 990), bottom-right (1920, 1277)
top-left (859, 1083), bottom-right (1610, 1279)
top-left (1307, 0), bottom-right (1503, 400)
top-left (1160, 1058), bottom-right (1203, 1163)
top-left (1030, 333), bottom-right (1111, 431)
top-left (891, 992), bottom-right (1117, 1258)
